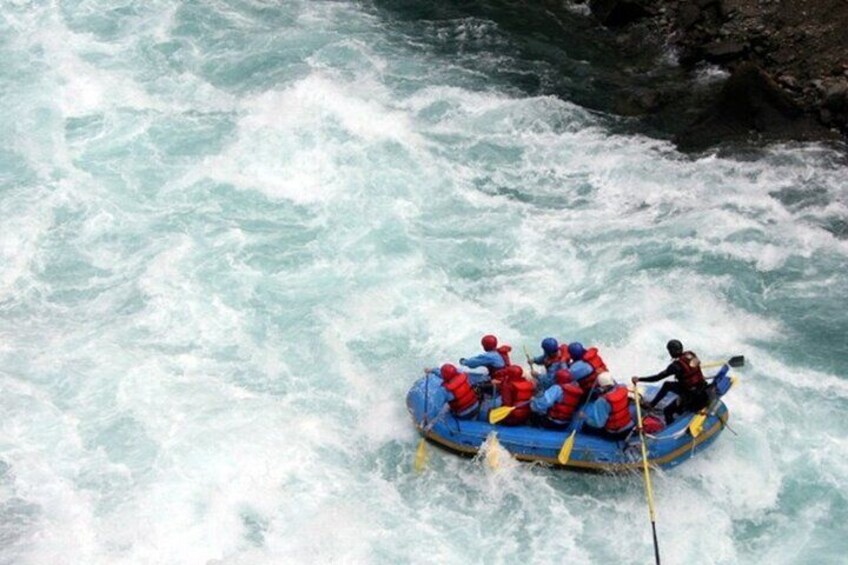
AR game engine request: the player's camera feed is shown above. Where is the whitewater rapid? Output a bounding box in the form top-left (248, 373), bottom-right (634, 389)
top-left (1, 1), bottom-right (846, 563)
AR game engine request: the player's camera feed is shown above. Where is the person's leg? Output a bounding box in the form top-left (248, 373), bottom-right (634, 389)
top-left (663, 399), bottom-right (682, 424)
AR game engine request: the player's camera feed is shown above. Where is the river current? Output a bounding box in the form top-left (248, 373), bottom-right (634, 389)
top-left (1, 1), bottom-right (846, 563)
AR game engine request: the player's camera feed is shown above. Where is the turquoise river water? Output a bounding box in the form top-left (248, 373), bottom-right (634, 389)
top-left (1, 1), bottom-right (847, 564)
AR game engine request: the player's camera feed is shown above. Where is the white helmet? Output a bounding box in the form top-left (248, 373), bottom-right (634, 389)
top-left (597, 372), bottom-right (615, 388)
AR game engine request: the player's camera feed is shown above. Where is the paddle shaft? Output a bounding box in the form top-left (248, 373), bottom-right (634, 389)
top-left (651, 522), bottom-right (661, 565)
top-left (633, 386), bottom-right (661, 565)
top-left (414, 374), bottom-right (432, 472)
top-left (702, 355), bottom-right (745, 369)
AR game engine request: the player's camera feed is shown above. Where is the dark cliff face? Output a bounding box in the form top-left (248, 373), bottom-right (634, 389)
top-left (584, 0), bottom-right (848, 150)
top-left (370, 0), bottom-right (847, 152)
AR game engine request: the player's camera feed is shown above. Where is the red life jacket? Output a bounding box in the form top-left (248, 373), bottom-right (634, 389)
top-left (548, 383), bottom-right (583, 423)
top-left (584, 347), bottom-right (608, 374)
top-left (488, 345), bottom-right (514, 379)
top-left (604, 386), bottom-right (633, 432)
top-left (497, 345), bottom-right (512, 367)
top-left (577, 348), bottom-right (607, 395)
top-left (543, 346), bottom-right (568, 369)
top-left (578, 372), bottom-right (598, 395)
top-left (677, 351), bottom-right (706, 391)
top-left (443, 372), bottom-right (478, 415)
top-left (501, 376), bottom-right (534, 425)
top-left (558, 344), bottom-right (572, 365)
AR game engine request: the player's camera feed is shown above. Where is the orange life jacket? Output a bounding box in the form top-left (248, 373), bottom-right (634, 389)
top-left (604, 386), bottom-right (633, 432)
top-left (501, 376), bottom-right (534, 425)
top-left (548, 383), bottom-right (583, 423)
top-left (677, 351), bottom-right (706, 391)
top-left (443, 372), bottom-right (478, 415)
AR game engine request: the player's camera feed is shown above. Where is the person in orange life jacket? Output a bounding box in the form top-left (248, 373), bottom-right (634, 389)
top-left (531, 337), bottom-right (570, 390)
top-left (631, 339), bottom-right (709, 424)
top-left (459, 334), bottom-right (512, 382)
top-left (423, 363), bottom-right (482, 419)
top-left (579, 373), bottom-right (636, 440)
top-left (530, 369), bottom-right (584, 429)
top-left (490, 365), bottom-right (535, 425)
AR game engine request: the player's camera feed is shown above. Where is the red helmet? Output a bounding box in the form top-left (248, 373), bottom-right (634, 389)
top-left (481, 334), bottom-right (498, 351)
top-left (555, 369), bottom-right (573, 385)
top-left (440, 363), bottom-right (458, 379)
top-left (506, 365), bottom-right (523, 379)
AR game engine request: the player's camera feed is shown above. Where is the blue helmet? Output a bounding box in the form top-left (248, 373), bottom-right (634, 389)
top-left (568, 342), bottom-right (586, 360)
top-left (541, 337), bottom-right (559, 356)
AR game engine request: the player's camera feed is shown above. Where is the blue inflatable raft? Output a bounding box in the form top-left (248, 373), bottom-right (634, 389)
top-left (406, 368), bottom-right (734, 472)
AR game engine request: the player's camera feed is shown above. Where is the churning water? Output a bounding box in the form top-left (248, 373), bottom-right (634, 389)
top-left (1, 1), bottom-right (846, 563)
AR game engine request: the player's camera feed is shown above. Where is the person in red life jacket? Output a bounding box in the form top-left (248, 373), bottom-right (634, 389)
top-left (530, 337), bottom-right (570, 390)
top-left (529, 369), bottom-right (584, 429)
top-left (429, 363), bottom-right (480, 419)
top-left (632, 339), bottom-right (710, 424)
top-left (567, 342), bottom-right (609, 398)
top-left (580, 373), bottom-right (636, 439)
top-left (459, 334), bottom-right (512, 381)
top-left (491, 365), bottom-right (535, 426)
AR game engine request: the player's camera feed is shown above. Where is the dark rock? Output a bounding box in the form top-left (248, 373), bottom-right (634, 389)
top-left (703, 41), bottom-right (748, 63)
top-left (821, 108), bottom-right (833, 124)
top-left (824, 80), bottom-right (848, 111)
top-left (614, 88), bottom-right (665, 115)
top-left (675, 64), bottom-right (834, 151)
top-left (778, 74), bottom-right (799, 90)
top-left (678, 3), bottom-right (702, 29)
top-left (589, 0), bottom-right (651, 27)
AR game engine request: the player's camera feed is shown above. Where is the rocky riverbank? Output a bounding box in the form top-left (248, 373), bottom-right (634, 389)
top-left (583, 0), bottom-right (848, 150)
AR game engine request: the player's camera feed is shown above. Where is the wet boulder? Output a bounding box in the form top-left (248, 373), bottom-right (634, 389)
top-left (589, 0), bottom-right (652, 27)
top-left (675, 63), bottom-right (834, 151)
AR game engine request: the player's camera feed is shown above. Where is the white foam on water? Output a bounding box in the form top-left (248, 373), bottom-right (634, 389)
top-left (2, 0), bottom-right (848, 563)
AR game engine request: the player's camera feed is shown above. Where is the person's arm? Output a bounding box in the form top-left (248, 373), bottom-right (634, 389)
top-left (635, 361), bottom-right (680, 383)
top-left (584, 398), bottom-right (611, 428)
top-left (466, 372), bottom-right (492, 386)
top-left (531, 386), bottom-right (562, 414)
top-left (569, 360), bottom-right (593, 381)
top-left (536, 371), bottom-right (555, 391)
top-left (459, 351), bottom-right (504, 369)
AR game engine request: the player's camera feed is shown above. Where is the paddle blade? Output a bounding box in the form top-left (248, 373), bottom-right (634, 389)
top-left (414, 438), bottom-right (428, 472)
top-left (557, 430), bottom-right (577, 465)
top-left (485, 433), bottom-right (501, 470)
top-left (703, 355), bottom-right (745, 369)
top-left (488, 405), bottom-right (515, 425)
top-left (688, 412), bottom-right (707, 438)
top-left (728, 355), bottom-right (745, 368)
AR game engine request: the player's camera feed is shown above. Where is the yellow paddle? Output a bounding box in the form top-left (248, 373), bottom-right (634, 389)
top-left (557, 429), bottom-right (577, 465)
top-left (633, 384), bottom-right (662, 565)
top-left (556, 378), bottom-right (601, 465)
top-left (702, 355), bottom-right (745, 369)
top-left (688, 411), bottom-right (707, 438)
top-left (689, 375), bottom-right (738, 438)
top-left (414, 437), bottom-right (429, 472)
top-left (488, 400), bottom-right (531, 424)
